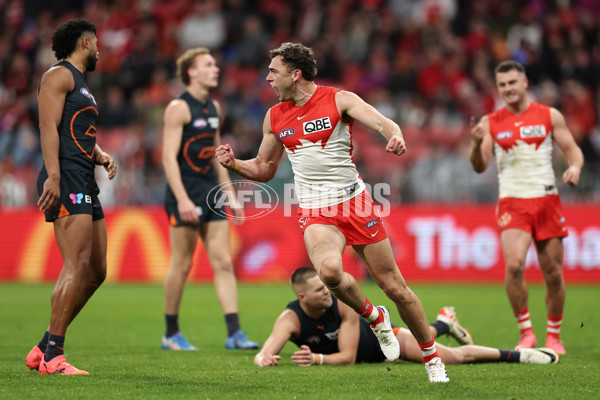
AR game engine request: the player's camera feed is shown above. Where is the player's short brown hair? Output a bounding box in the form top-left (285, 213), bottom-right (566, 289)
top-left (494, 60), bottom-right (526, 75)
top-left (291, 266), bottom-right (318, 293)
top-left (269, 42), bottom-right (318, 81)
top-left (176, 48), bottom-right (210, 86)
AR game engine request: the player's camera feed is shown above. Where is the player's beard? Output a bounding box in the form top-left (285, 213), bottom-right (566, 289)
top-left (85, 52), bottom-right (97, 72)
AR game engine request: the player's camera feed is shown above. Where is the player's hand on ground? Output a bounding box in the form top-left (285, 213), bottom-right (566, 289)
top-left (38, 175), bottom-right (60, 213)
top-left (177, 197), bottom-right (200, 224)
top-left (385, 135), bottom-right (406, 156)
top-left (215, 144), bottom-right (236, 169)
top-left (97, 151), bottom-right (117, 180)
top-left (291, 345), bottom-right (315, 367)
top-left (562, 165), bottom-right (581, 186)
top-left (255, 353), bottom-right (281, 367)
top-left (470, 116), bottom-right (485, 145)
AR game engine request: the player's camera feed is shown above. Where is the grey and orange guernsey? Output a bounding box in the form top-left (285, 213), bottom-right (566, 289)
top-left (164, 91), bottom-right (225, 226)
top-left (36, 60), bottom-right (104, 222)
top-left (40, 60), bottom-right (99, 174)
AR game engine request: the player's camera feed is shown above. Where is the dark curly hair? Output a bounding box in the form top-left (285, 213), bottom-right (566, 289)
top-left (269, 42), bottom-right (318, 81)
top-left (52, 19), bottom-right (97, 60)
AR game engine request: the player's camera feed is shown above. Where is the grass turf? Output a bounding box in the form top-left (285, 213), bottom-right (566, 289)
top-left (1, 283), bottom-right (598, 399)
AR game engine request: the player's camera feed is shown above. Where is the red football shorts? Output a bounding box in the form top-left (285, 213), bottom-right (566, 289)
top-left (496, 195), bottom-right (568, 241)
top-left (297, 190), bottom-right (388, 245)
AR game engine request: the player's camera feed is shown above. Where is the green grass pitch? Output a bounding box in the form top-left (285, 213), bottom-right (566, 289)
top-left (1, 283), bottom-right (599, 399)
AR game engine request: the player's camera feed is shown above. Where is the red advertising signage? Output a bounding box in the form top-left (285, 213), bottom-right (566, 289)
top-left (1, 205), bottom-right (599, 283)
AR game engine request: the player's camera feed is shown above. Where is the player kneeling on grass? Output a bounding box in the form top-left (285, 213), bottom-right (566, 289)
top-left (254, 267), bottom-right (559, 368)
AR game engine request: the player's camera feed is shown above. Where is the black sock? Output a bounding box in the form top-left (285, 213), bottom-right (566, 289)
top-left (225, 313), bottom-right (240, 337)
top-left (499, 349), bottom-right (520, 363)
top-left (38, 331), bottom-right (49, 352)
top-left (44, 334), bottom-right (65, 362)
top-left (431, 321), bottom-right (450, 337)
top-left (165, 314), bottom-right (179, 337)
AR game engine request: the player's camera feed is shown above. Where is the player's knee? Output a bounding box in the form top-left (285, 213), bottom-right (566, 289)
top-left (505, 260), bottom-right (525, 278)
top-left (381, 284), bottom-right (411, 304)
top-left (543, 266), bottom-right (564, 287)
top-left (379, 279), bottom-right (415, 304)
top-left (170, 256), bottom-right (194, 276)
top-left (212, 257), bottom-right (234, 274)
top-left (318, 257), bottom-right (343, 286)
top-left (76, 256), bottom-right (91, 272)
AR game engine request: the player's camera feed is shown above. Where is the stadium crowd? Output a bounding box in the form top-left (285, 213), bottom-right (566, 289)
top-left (1, 0), bottom-right (599, 207)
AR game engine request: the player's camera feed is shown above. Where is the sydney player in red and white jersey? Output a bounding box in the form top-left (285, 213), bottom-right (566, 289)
top-left (216, 42), bottom-right (449, 383)
top-left (469, 60), bottom-right (584, 355)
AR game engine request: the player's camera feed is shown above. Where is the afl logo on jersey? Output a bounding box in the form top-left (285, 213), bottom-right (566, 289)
top-left (278, 128), bottom-right (295, 140)
top-left (366, 219), bottom-right (378, 228)
top-left (80, 87), bottom-right (97, 105)
top-left (496, 130), bottom-right (513, 140)
top-left (193, 118), bottom-right (208, 129)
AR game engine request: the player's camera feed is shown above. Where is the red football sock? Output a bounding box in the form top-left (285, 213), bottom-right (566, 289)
top-left (515, 307), bottom-right (534, 335)
top-left (546, 314), bottom-right (563, 339)
top-left (357, 299), bottom-right (383, 326)
top-left (418, 338), bottom-right (440, 363)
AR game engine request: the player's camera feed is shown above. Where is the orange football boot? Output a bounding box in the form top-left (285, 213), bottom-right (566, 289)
top-left (545, 335), bottom-right (566, 355)
top-left (515, 331), bottom-right (537, 350)
top-left (39, 355), bottom-right (89, 375)
top-left (25, 345), bottom-right (44, 371)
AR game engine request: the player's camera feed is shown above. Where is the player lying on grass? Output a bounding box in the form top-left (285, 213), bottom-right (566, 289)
top-left (255, 267), bottom-right (559, 367)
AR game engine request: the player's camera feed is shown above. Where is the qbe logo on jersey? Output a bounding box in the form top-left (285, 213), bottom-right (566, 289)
top-left (303, 117), bottom-right (331, 135)
top-left (520, 125), bottom-right (546, 138)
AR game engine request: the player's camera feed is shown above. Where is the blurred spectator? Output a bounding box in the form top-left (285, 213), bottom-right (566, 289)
top-left (507, 4), bottom-right (543, 63)
top-left (234, 14), bottom-right (271, 67)
top-left (118, 19), bottom-right (160, 96)
top-left (98, 85), bottom-right (134, 128)
top-left (561, 79), bottom-right (597, 143)
top-left (0, 0), bottom-right (599, 207)
top-left (178, 0), bottom-right (226, 50)
top-left (341, 12), bottom-right (370, 63)
top-left (4, 53), bottom-right (31, 96)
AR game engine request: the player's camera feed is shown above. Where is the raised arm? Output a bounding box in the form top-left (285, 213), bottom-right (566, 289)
top-left (254, 309), bottom-right (300, 367)
top-left (550, 108), bottom-right (584, 186)
top-left (335, 90), bottom-right (406, 156)
top-left (37, 66), bottom-right (72, 213)
top-left (469, 115), bottom-right (493, 173)
top-left (162, 99), bottom-right (199, 224)
top-left (215, 108), bottom-right (285, 182)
